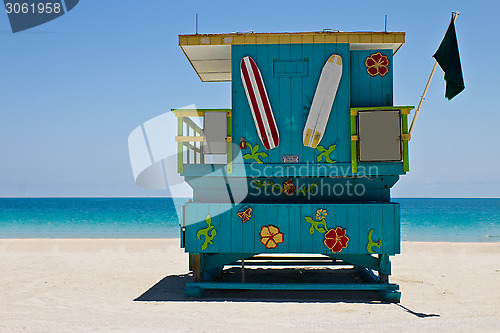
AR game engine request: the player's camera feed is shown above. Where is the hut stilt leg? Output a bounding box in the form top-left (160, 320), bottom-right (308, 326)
top-left (186, 254), bottom-right (204, 297)
top-left (191, 254), bottom-right (203, 282)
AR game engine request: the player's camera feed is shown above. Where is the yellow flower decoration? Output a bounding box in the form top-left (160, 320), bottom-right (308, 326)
top-left (259, 225), bottom-right (284, 249)
top-left (315, 209), bottom-right (327, 220)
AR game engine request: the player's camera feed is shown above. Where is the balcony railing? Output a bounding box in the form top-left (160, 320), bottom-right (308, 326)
top-left (173, 109), bottom-right (232, 174)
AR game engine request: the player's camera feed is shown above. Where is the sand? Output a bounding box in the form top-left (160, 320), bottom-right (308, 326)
top-left (0, 239), bottom-right (498, 332)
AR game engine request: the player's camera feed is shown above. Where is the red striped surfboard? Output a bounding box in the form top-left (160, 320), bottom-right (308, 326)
top-left (240, 56), bottom-right (279, 150)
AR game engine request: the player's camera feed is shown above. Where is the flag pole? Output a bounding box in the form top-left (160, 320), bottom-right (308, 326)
top-left (408, 11), bottom-right (459, 137)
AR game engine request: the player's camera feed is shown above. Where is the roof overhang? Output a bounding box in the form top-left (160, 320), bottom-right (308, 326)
top-left (179, 31), bottom-right (405, 82)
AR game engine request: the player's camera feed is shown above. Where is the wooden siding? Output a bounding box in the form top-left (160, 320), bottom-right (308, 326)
top-left (232, 43), bottom-right (351, 165)
top-left (184, 202), bottom-right (400, 255)
top-left (350, 50), bottom-right (394, 107)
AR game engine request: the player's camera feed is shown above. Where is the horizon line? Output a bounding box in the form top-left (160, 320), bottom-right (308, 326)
top-left (0, 196), bottom-right (499, 199)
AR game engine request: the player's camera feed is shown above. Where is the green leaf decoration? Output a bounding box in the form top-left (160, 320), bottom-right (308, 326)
top-left (304, 216), bottom-right (328, 235)
top-left (252, 180), bottom-right (263, 188)
top-left (367, 229), bottom-right (381, 254)
top-left (297, 183), bottom-right (318, 196)
top-left (316, 144), bottom-right (337, 163)
top-left (243, 143), bottom-right (268, 164)
top-left (197, 214), bottom-right (217, 250)
top-left (252, 180), bottom-right (281, 192)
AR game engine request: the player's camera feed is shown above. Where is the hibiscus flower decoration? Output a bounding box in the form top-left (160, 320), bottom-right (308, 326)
top-left (315, 209), bottom-right (327, 220)
top-left (282, 179), bottom-right (296, 196)
top-left (260, 225), bottom-right (284, 249)
top-left (365, 52), bottom-right (389, 77)
top-left (324, 227), bottom-right (349, 253)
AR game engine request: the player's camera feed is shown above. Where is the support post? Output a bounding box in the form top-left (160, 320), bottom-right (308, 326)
top-left (226, 111), bottom-right (232, 174)
top-left (192, 254), bottom-right (203, 282)
top-left (401, 112), bottom-right (409, 172)
top-left (241, 259), bottom-right (245, 283)
top-left (177, 117), bottom-right (184, 173)
top-left (350, 110), bottom-right (358, 174)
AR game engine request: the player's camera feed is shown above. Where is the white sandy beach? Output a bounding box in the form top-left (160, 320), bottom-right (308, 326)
top-left (0, 239), bottom-right (498, 332)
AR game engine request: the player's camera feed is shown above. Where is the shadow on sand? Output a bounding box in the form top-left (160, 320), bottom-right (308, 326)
top-left (136, 267), bottom-right (390, 304)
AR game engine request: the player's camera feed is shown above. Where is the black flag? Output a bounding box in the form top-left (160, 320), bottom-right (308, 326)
top-left (433, 17), bottom-right (465, 100)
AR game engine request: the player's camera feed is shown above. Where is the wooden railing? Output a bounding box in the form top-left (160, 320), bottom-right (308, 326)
top-left (172, 109), bottom-right (232, 173)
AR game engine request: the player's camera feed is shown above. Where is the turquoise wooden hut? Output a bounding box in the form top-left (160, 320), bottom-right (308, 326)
top-left (174, 31), bottom-right (413, 302)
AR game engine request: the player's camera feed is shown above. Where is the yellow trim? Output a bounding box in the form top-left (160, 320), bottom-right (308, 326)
top-left (225, 136), bottom-right (232, 143)
top-left (175, 136), bottom-right (204, 142)
top-left (256, 35), bottom-right (268, 44)
top-left (325, 34), bottom-right (337, 43)
top-left (173, 110), bottom-right (204, 117)
top-left (311, 131), bottom-right (321, 148)
top-left (302, 35), bottom-right (314, 43)
top-left (350, 106), bottom-right (414, 112)
top-left (327, 54), bottom-right (342, 65)
top-left (179, 32), bottom-right (405, 46)
top-left (303, 129), bottom-right (312, 146)
top-left (351, 135), bottom-right (359, 141)
top-left (401, 134), bottom-right (411, 141)
top-left (279, 35), bottom-right (291, 44)
top-left (290, 34), bottom-right (302, 44)
top-left (172, 109), bottom-right (231, 117)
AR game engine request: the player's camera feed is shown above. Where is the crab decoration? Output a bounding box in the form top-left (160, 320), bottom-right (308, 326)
top-left (365, 52), bottom-right (390, 77)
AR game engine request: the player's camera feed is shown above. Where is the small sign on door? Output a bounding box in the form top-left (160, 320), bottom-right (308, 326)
top-left (282, 155), bottom-right (299, 163)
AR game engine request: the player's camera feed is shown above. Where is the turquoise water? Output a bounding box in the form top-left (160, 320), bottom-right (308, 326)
top-left (0, 198), bottom-right (183, 238)
top-left (397, 198), bottom-right (500, 242)
top-left (0, 198), bottom-right (499, 241)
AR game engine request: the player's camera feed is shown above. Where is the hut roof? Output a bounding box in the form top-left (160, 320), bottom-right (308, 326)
top-left (179, 31), bottom-right (405, 82)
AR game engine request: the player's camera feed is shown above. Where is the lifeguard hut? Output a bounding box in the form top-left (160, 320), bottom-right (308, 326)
top-left (174, 30), bottom-right (413, 302)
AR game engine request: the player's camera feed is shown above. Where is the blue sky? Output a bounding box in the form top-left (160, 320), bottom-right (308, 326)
top-left (0, 0), bottom-right (498, 198)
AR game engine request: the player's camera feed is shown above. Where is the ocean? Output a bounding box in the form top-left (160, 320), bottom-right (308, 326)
top-left (0, 198), bottom-right (498, 242)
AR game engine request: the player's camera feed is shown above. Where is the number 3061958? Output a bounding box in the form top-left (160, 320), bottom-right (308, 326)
top-left (5, 2), bottom-right (62, 14)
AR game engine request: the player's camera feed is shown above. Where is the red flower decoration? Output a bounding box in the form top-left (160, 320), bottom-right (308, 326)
top-left (365, 52), bottom-right (389, 77)
top-left (282, 179), bottom-right (296, 196)
top-left (324, 227), bottom-right (349, 253)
